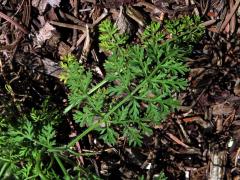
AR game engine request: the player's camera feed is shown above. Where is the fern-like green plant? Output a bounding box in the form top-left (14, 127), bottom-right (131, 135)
top-left (0, 101), bottom-right (66, 179)
top-left (62, 16), bottom-right (204, 147)
top-left (0, 99), bottom-right (101, 179)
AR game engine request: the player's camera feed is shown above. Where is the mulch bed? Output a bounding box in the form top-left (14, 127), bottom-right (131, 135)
top-left (0, 0), bottom-right (240, 179)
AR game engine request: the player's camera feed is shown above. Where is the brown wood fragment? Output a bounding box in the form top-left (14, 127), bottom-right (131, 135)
top-left (229, 0), bottom-right (236, 34)
top-left (49, 21), bottom-right (86, 32)
top-left (208, 150), bottom-right (227, 180)
top-left (201, 19), bottom-right (217, 27)
top-left (234, 78), bottom-right (240, 96)
top-left (79, 25), bottom-right (91, 63)
top-left (166, 132), bottom-right (190, 148)
top-left (182, 116), bottom-right (212, 129)
top-left (220, 0), bottom-right (240, 32)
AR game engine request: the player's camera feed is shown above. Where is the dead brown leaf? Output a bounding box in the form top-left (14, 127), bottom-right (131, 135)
top-left (36, 22), bottom-right (56, 45)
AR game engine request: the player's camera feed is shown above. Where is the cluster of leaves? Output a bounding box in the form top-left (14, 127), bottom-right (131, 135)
top-left (164, 15), bottom-right (204, 52)
top-left (61, 16), bottom-right (204, 147)
top-left (0, 100), bottom-right (100, 179)
top-left (0, 101), bottom-right (62, 179)
top-left (99, 19), bottom-right (128, 52)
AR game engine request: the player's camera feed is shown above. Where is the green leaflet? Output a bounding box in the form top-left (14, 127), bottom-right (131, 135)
top-left (63, 16), bottom-right (204, 147)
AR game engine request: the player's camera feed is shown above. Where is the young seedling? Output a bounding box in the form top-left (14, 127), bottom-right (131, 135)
top-left (62, 16), bottom-right (204, 147)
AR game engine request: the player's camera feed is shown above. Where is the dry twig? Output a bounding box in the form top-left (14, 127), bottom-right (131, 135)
top-left (0, 11), bottom-right (28, 34)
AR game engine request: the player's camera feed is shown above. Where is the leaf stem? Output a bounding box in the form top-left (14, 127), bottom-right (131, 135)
top-left (64, 79), bottom-right (108, 114)
top-left (0, 162), bottom-right (9, 177)
top-left (54, 153), bottom-right (70, 180)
